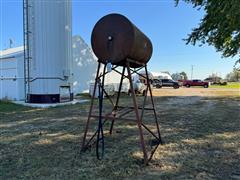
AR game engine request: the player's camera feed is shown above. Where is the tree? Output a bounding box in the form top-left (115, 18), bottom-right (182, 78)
top-left (172, 72), bottom-right (187, 80)
top-left (176, 0), bottom-right (240, 68)
top-left (180, 71), bottom-right (188, 80)
top-left (225, 68), bottom-right (240, 82)
top-left (172, 72), bottom-right (182, 81)
top-left (205, 73), bottom-right (222, 82)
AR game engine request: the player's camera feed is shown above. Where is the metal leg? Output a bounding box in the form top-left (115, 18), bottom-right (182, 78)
top-left (126, 61), bottom-right (148, 165)
top-left (140, 66), bottom-right (149, 121)
top-left (109, 67), bottom-right (125, 134)
top-left (81, 62), bottom-right (101, 151)
top-left (96, 64), bottom-right (107, 160)
top-left (144, 65), bottom-right (163, 144)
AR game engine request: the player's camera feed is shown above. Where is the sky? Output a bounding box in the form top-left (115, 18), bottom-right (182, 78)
top-left (0, 0), bottom-right (237, 79)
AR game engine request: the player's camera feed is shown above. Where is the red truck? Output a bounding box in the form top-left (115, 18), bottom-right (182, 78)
top-left (183, 79), bottom-right (209, 88)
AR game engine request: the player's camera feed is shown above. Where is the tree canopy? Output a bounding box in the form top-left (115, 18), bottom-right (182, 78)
top-left (176, 0), bottom-right (240, 68)
top-left (225, 68), bottom-right (240, 81)
top-left (180, 71), bottom-right (188, 80)
top-left (171, 71), bottom-right (188, 80)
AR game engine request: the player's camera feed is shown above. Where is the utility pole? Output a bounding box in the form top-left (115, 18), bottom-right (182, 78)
top-left (191, 65), bottom-right (194, 80)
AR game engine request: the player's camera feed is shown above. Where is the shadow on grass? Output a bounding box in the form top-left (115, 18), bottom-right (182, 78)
top-left (0, 96), bottom-right (239, 179)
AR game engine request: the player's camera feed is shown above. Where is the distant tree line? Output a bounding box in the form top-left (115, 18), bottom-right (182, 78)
top-left (206, 69), bottom-right (240, 82)
top-left (225, 68), bottom-right (240, 82)
top-left (171, 71), bottom-right (188, 81)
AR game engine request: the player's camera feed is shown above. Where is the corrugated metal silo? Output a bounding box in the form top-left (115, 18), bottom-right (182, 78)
top-left (25, 0), bottom-right (73, 103)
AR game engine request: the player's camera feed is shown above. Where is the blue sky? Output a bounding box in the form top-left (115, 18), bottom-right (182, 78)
top-left (0, 0), bottom-right (236, 79)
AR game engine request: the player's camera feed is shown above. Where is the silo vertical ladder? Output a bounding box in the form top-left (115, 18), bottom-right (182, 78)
top-left (23, 0), bottom-right (32, 102)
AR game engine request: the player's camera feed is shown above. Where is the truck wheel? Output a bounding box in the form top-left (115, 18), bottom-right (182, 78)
top-left (156, 84), bottom-right (161, 88)
top-left (204, 84), bottom-right (208, 88)
top-left (186, 84), bottom-right (190, 88)
top-left (173, 85), bottom-right (179, 89)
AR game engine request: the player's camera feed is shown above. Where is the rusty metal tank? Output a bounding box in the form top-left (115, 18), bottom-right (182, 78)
top-left (91, 13), bottom-right (153, 68)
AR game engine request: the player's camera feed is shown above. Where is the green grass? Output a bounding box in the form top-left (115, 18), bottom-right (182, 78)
top-left (0, 100), bottom-right (32, 113)
top-left (1, 96), bottom-right (240, 179)
top-left (210, 82), bottom-right (240, 89)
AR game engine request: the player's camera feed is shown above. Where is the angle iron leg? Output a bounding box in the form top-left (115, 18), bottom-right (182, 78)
top-left (96, 64), bottom-right (107, 159)
top-left (140, 66), bottom-right (149, 121)
top-left (126, 61), bottom-right (148, 165)
top-left (109, 67), bottom-right (125, 134)
top-left (144, 65), bottom-right (163, 144)
top-left (81, 62), bottom-right (101, 151)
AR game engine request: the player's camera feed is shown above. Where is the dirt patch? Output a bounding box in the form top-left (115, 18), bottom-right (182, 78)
top-left (152, 87), bottom-right (240, 97)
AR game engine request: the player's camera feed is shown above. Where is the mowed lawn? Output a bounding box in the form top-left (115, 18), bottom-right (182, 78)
top-left (210, 82), bottom-right (240, 89)
top-left (0, 94), bottom-right (240, 179)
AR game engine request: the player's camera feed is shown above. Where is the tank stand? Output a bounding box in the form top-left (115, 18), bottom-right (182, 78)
top-left (81, 59), bottom-right (163, 165)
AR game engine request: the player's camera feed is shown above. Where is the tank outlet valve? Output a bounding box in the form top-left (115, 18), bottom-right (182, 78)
top-left (106, 62), bottom-right (112, 72)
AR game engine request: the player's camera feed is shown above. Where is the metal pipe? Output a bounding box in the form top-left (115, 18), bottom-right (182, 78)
top-left (29, 77), bottom-right (67, 82)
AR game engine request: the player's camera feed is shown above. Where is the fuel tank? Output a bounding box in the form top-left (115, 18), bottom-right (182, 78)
top-left (91, 13), bottom-right (153, 68)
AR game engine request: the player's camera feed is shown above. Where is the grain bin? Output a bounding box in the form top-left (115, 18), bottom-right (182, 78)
top-left (26, 0), bottom-right (73, 103)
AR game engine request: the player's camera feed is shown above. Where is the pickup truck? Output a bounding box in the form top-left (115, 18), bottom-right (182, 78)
top-left (183, 79), bottom-right (209, 88)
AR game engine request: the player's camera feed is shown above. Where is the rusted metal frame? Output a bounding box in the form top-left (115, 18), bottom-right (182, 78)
top-left (140, 64), bottom-right (149, 121)
top-left (126, 60), bottom-right (148, 165)
top-left (144, 65), bottom-right (163, 144)
top-left (100, 106), bottom-right (130, 119)
top-left (109, 67), bottom-right (126, 134)
top-left (81, 62), bottom-right (101, 151)
top-left (86, 116), bottom-right (160, 142)
top-left (114, 67), bottom-right (126, 109)
top-left (139, 65), bottom-right (161, 143)
top-left (117, 106), bottom-right (154, 111)
top-left (84, 119), bottom-right (108, 150)
top-left (101, 87), bottom-right (115, 107)
top-left (123, 65), bottom-right (146, 80)
top-left (97, 67), bottom-right (115, 107)
top-left (96, 64), bottom-right (107, 159)
top-left (146, 141), bottom-right (161, 164)
top-left (97, 64), bottom-right (119, 79)
top-left (141, 123), bottom-right (160, 141)
top-left (112, 68), bottom-right (128, 79)
top-left (91, 115), bottom-right (137, 122)
top-left (117, 109), bottom-right (133, 118)
top-left (129, 68), bottom-right (147, 80)
top-left (109, 106), bottom-right (133, 119)
top-left (129, 66), bottom-right (145, 75)
top-left (127, 58), bottom-right (145, 67)
top-left (113, 66), bottom-right (145, 80)
top-left (109, 107), bottom-right (133, 119)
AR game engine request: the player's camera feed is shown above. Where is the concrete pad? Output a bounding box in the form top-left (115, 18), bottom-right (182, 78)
top-left (14, 99), bottom-right (89, 108)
